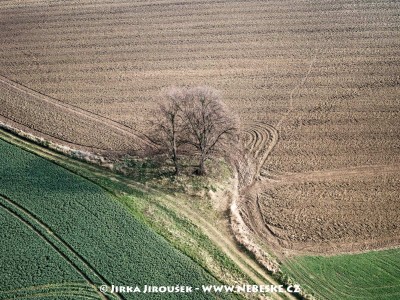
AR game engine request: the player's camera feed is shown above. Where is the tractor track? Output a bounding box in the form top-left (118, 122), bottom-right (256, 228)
top-left (236, 56), bottom-right (318, 251)
top-left (0, 74), bottom-right (155, 150)
top-left (0, 284), bottom-right (100, 300)
top-left (237, 53), bottom-right (400, 258)
top-left (0, 194), bottom-right (121, 300)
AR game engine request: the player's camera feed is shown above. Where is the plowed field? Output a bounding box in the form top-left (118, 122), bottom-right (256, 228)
top-left (1, 0), bottom-right (399, 255)
top-left (1, 0), bottom-right (398, 166)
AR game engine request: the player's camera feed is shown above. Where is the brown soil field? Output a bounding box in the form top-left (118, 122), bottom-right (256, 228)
top-left (243, 165), bottom-right (400, 254)
top-left (253, 171), bottom-right (400, 254)
top-left (1, 0), bottom-right (399, 254)
top-left (0, 75), bottom-right (152, 154)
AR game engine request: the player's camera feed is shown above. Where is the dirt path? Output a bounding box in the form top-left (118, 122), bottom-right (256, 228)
top-left (100, 175), bottom-right (295, 300)
top-left (236, 55), bottom-right (319, 245)
top-left (150, 193), bottom-right (284, 299)
top-left (154, 192), bottom-right (289, 298)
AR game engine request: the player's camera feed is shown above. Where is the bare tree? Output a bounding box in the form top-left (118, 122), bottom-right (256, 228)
top-left (150, 86), bottom-right (239, 176)
top-left (180, 86), bottom-right (239, 175)
top-left (150, 87), bottom-right (185, 175)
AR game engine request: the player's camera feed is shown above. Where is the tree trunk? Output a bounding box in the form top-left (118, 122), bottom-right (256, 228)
top-left (197, 156), bottom-right (206, 175)
top-left (172, 149), bottom-right (179, 175)
top-left (172, 134), bottom-right (179, 175)
top-left (173, 159), bottom-right (179, 175)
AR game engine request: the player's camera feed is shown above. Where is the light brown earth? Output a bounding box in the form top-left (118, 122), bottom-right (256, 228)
top-left (0, 75), bottom-right (153, 154)
top-left (1, 0), bottom-right (399, 255)
top-left (239, 153), bottom-right (400, 254)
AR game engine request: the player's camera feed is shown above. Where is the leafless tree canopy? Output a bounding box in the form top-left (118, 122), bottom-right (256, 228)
top-left (180, 86), bottom-right (239, 174)
top-left (150, 87), bottom-right (185, 175)
top-left (150, 86), bottom-right (239, 175)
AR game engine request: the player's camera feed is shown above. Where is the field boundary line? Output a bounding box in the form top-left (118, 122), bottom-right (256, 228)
top-left (0, 74), bottom-right (155, 149)
top-left (0, 117), bottom-right (116, 152)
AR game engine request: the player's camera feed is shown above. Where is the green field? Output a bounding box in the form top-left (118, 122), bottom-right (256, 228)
top-left (282, 249), bottom-right (400, 300)
top-left (0, 205), bottom-right (99, 299)
top-left (0, 139), bottom-right (219, 300)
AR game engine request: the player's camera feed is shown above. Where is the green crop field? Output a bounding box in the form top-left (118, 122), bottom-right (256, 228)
top-left (0, 205), bottom-right (99, 299)
top-left (281, 248), bottom-right (400, 300)
top-left (0, 138), bottom-right (218, 300)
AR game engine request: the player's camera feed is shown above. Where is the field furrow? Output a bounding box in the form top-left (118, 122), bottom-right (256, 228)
top-left (1, 0), bottom-right (399, 298)
top-left (0, 74), bottom-right (153, 154)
